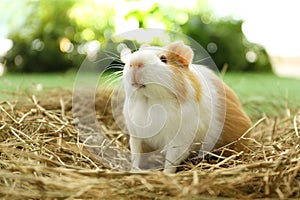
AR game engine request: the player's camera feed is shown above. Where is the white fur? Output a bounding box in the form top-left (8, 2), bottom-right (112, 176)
top-left (122, 48), bottom-right (225, 173)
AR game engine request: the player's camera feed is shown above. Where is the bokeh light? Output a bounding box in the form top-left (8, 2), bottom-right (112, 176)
top-left (59, 38), bottom-right (74, 53)
top-left (0, 38), bottom-right (13, 56)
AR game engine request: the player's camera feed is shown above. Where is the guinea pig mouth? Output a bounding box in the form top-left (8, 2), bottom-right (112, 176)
top-left (132, 83), bottom-right (146, 88)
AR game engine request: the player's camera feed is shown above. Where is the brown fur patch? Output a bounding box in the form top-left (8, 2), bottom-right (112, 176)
top-left (163, 42), bottom-right (200, 102)
top-left (186, 70), bottom-right (201, 102)
top-left (168, 65), bottom-right (188, 101)
top-left (212, 73), bottom-right (252, 153)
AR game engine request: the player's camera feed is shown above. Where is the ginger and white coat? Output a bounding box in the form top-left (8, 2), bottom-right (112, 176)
top-left (121, 42), bottom-right (251, 173)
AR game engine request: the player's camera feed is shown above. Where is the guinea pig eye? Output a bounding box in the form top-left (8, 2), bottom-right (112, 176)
top-left (160, 55), bottom-right (167, 63)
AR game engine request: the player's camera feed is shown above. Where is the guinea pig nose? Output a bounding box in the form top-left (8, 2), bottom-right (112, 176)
top-left (129, 62), bottom-right (144, 68)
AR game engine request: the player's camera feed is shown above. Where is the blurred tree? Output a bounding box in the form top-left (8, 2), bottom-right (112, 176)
top-left (6, 1), bottom-right (77, 72)
top-left (5, 0), bottom-right (115, 72)
top-left (181, 15), bottom-right (272, 71)
top-left (5, 0), bottom-right (272, 72)
top-left (125, 3), bottom-right (272, 72)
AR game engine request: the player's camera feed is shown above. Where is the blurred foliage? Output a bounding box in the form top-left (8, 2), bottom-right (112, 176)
top-left (5, 0), bottom-right (115, 72)
top-left (126, 3), bottom-right (272, 72)
top-left (6, 1), bottom-right (77, 72)
top-left (182, 15), bottom-right (272, 71)
top-left (4, 0), bottom-right (272, 73)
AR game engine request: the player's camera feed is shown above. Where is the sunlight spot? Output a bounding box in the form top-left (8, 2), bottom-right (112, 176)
top-left (211, 0), bottom-right (300, 56)
top-left (14, 55), bottom-right (23, 66)
top-left (117, 43), bottom-right (128, 53)
top-left (0, 38), bottom-right (13, 56)
top-left (81, 29), bottom-right (95, 41)
top-left (168, 0), bottom-right (198, 11)
top-left (77, 40), bottom-right (100, 58)
top-left (201, 14), bottom-right (212, 24)
top-left (176, 13), bottom-right (189, 25)
top-left (246, 51), bottom-right (257, 63)
top-left (114, 28), bottom-right (168, 45)
top-left (32, 39), bottom-right (44, 51)
top-left (137, 0), bottom-right (155, 11)
top-left (59, 37), bottom-right (74, 53)
top-left (207, 42), bottom-right (218, 53)
top-left (136, 29), bottom-right (166, 44)
top-left (77, 44), bottom-right (85, 54)
top-left (0, 63), bottom-right (6, 76)
top-left (115, 17), bottom-right (139, 35)
top-left (86, 40), bottom-right (100, 58)
top-left (36, 83), bottom-right (43, 91)
top-left (146, 18), bottom-right (165, 29)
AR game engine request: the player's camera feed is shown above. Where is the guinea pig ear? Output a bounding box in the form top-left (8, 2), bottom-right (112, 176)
top-left (120, 48), bottom-right (132, 64)
top-left (166, 41), bottom-right (194, 68)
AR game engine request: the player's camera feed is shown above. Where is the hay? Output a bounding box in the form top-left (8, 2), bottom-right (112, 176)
top-left (0, 88), bottom-right (299, 199)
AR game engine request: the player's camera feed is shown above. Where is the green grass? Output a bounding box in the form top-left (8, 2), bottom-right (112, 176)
top-left (1, 72), bottom-right (299, 118)
top-left (223, 72), bottom-right (300, 118)
top-left (0, 72), bottom-right (76, 91)
top-left (223, 73), bottom-right (300, 99)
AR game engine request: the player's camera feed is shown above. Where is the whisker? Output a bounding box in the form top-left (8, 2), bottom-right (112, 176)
top-left (105, 66), bottom-right (124, 71)
top-left (106, 64), bottom-right (123, 67)
top-left (101, 71), bottom-right (123, 86)
top-left (194, 56), bottom-right (211, 64)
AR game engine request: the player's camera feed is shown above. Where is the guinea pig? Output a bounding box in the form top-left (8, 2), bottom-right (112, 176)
top-left (120, 41), bottom-right (251, 173)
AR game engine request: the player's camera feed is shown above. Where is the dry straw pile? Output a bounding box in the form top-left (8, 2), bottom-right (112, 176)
top-left (0, 88), bottom-right (299, 199)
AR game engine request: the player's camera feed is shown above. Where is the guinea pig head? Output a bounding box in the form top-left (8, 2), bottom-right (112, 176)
top-left (121, 41), bottom-right (194, 100)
